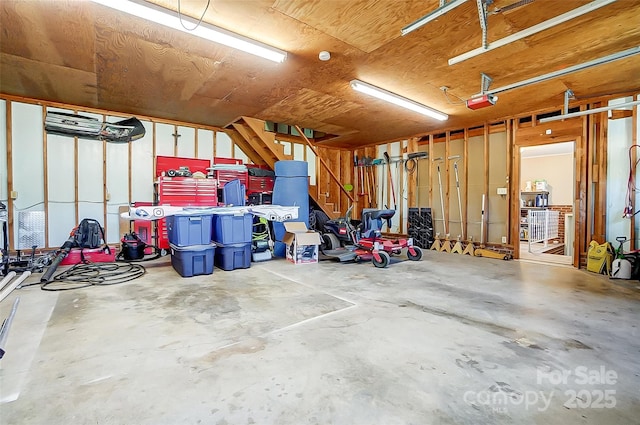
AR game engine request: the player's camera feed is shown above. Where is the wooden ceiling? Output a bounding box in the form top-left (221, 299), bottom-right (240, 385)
top-left (1, 0), bottom-right (639, 147)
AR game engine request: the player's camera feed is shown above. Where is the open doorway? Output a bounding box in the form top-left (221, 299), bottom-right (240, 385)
top-left (519, 142), bottom-right (575, 265)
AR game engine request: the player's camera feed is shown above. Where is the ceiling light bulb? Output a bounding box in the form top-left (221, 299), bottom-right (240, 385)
top-left (319, 51), bottom-right (331, 61)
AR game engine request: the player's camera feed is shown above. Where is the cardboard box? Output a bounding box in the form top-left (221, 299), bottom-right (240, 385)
top-left (282, 222), bottom-right (321, 264)
top-left (535, 180), bottom-right (548, 191)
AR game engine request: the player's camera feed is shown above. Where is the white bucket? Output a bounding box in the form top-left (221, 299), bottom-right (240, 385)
top-left (611, 258), bottom-right (632, 279)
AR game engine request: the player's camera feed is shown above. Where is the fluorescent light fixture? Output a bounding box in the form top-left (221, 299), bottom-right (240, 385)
top-left (90, 0), bottom-right (287, 63)
top-left (350, 80), bottom-right (448, 121)
top-left (402, 0), bottom-right (469, 36)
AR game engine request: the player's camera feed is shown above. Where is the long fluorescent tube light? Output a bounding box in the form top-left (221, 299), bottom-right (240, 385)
top-left (449, 0), bottom-right (617, 65)
top-left (90, 0), bottom-right (287, 63)
top-left (539, 100), bottom-right (640, 123)
top-left (350, 80), bottom-right (448, 121)
top-left (402, 0), bottom-right (469, 36)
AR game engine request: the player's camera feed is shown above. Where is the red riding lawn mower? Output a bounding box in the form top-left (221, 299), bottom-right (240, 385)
top-left (321, 205), bottom-right (423, 268)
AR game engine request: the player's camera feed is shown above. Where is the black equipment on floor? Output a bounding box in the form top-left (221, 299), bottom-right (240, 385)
top-left (119, 232), bottom-right (147, 261)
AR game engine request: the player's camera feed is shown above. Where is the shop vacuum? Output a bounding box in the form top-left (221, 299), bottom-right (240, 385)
top-left (119, 232), bottom-right (148, 261)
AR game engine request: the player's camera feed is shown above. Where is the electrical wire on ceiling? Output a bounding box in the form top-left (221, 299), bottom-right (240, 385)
top-left (440, 87), bottom-right (466, 105)
top-left (177, 0), bottom-right (211, 31)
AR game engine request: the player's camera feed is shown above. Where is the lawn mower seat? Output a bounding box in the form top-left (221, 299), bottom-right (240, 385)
top-left (361, 208), bottom-right (395, 238)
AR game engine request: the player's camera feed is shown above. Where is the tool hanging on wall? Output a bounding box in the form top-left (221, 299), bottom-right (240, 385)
top-left (405, 152), bottom-right (428, 209)
top-left (364, 157), bottom-right (371, 207)
top-left (370, 158), bottom-right (383, 209)
top-left (431, 157), bottom-right (450, 251)
top-left (367, 157), bottom-right (376, 208)
top-left (356, 155), bottom-right (365, 201)
top-left (448, 155), bottom-right (465, 254)
top-left (383, 152), bottom-right (397, 210)
top-left (449, 155), bottom-right (464, 240)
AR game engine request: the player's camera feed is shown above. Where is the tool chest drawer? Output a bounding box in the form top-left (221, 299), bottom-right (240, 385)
top-left (247, 175), bottom-right (274, 193)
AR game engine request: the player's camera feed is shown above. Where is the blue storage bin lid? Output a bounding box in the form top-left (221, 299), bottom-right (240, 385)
top-left (170, 243), bottom-right (215, 252)
top-left (214, 241), bottom-right (252, 248)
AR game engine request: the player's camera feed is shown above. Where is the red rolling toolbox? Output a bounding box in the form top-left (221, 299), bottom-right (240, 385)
top-left (155, 177), bottom-right (218, 251)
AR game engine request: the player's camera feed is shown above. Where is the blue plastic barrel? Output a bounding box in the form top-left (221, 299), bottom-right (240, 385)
top-left (272, 161), bottom-right (309, 257)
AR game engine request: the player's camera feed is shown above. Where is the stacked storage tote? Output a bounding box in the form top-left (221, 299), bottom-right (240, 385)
top-left (212, 212), bottom-right (253, 271)
top-left (167, 213), bottom-right (215, 277)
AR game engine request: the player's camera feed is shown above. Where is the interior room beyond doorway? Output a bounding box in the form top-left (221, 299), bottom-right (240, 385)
top-left (519, 142), bottom-right (575, 266)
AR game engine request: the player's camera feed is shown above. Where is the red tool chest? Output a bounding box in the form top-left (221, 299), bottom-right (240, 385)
top-left (247, 174), bottom-right (274, 194)
top-left (155, 177), bottom-right (218, 250)
top-left (246, 165), bottom-right (275, 197)
top-left (215, 169), bottom-right (248, 188)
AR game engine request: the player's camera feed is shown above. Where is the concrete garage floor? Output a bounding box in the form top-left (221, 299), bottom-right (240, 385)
top-left (1, 252), bottom-right (639, 425)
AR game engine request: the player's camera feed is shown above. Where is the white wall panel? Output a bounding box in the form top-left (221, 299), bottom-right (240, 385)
top-left (156, 123), bottom-right (175, 157)
top-left (607, 96), bottom-right (633, 242)
top-left (78, 202), bottom-right (105, 230)
top-left (197, 129), bottom-right (214, 161)
top-left (215, 131), bottom-right (232, 159)
top-left (76, 111), bottom-right (105, 242)
top-left (47, 203), bottom-right (76, 247)
top-left (131, 120), bottom-right (154, 202)
top-left (11, 102), bottom-right (44, 245)
top-left (293, 143), bottom-right (304, 161)
top-left (46, 131), bottom-right (76, 246)
top-left (176, 126), bottom-right (195, 158)
top-left (106, 117), bottom-right (130, 242)
top-left (0, 100), bottom-right (7, 202)
top-left (306, 146), bottom-right (316, 186)
top-left (78, 147), bottom-right (104, 203)
top-left (46, 133), bottom-right (75, 203)
top-left (106, 204), bottom-right (125, 243)
top-left (234, 145), bottom-right (249, 164)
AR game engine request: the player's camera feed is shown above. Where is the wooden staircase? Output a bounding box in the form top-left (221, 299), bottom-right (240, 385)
top-left (230, 116), bottom-right (291, 168)
top-left (229, 117), bottom-right (352, 219)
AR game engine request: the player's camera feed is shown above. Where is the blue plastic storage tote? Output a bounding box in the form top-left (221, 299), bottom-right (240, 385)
top-left (170, 243), bottom-right (215, 277)
top-left (214, 242), bottom-right (252, 271)
top-left (166, 214), bottom-right (213, 247)
top-left (222, 179), bottom-right (246, 206)
top-left (212, 213), bottom-right (253, 244)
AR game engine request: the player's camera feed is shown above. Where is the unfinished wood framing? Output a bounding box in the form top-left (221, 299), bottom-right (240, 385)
top-left (1, 92), bottom-right (637, 263)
